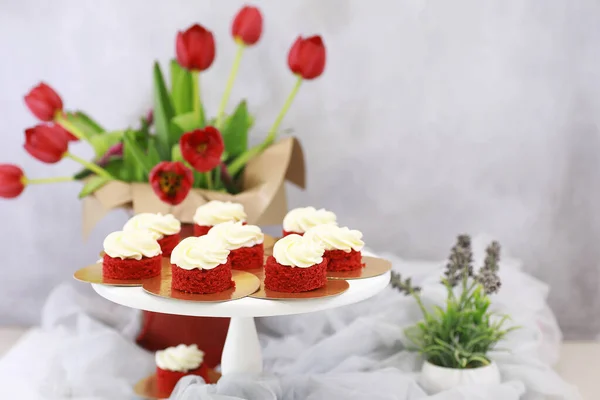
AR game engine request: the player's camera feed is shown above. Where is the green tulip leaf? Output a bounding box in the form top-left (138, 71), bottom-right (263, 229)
top-left (88, 131), bottom-right (124, 159)
top-left (153, 61), bottom-right (176, 160)
top-left (172, 112), bottom-right (202, 133)
top-left (64, 111), bottom-right (105, 138)
top-left (170, 60), bottom-right (194, 116)
top-left (104, 158), bottom-right (127, 180)
top-left (73, 111), bottom-right (105, 133)
top-left (123, 130), bottom-right (152, 181)
top-left (247, 113), bottom-right (255, 130)
top-left (222, 100), bottom-right (250, 159)
top-left (171, 143), bottom-right (184, 162)
top-left (78, 176), bottom-right (112, 198)
top-left (73, 157), bottom-right (124, 180)
top-left (193, 170), bottom-right (206, 188)
top-left (73, 168), bottom-right (92, 181)
top-left (146, 137), bottom-right (162, 169)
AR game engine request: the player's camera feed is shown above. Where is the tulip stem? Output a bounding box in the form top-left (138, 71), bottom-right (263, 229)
top-left (191, 71), bottom-right (204, 126)
top-left (65, 152), bottom-right (113, 180)
top-left (55, 113), bottom-right (87, 142)
top-left (204, 171), bottom-right (213, 190)
top-left (227, 144), bottom-right (262, 176)
top-left (216, 42), bottom-right (245, 130)
top-left (24, 176), bottom-right (74, 185)
top-left (265, 75), bottom-right (303, 146)
top-left (228, 76), bottom-right (303, 176)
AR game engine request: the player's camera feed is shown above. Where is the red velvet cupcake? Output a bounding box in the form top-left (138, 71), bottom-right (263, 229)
top-left (123, 213), bottom-right (181, 257)
top-left (102, 230), bottom-right (162, 280)
top-left (193, 200), bottom-right (247, 237)
top-left (208, 221), bottom-right (264, 270)
top-left (157, 233), bottom-right (181, 256)
top-left (155, 344), bottom-right (209, 396)
top-left (282, 206), bottom-right (337, 237)
top-left (170, 236), bottom-right (234, 294)
top-left (305, 225), bottom-right (365, 271)
top-left (264, 234), bottom-right (327, 292)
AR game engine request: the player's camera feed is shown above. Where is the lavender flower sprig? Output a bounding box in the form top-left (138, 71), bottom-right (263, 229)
top-left (390, 272), bottom-right (421, 296)
top-left (391, 235), bottom-right (515, 369)
top-left (475, 241), bottom-right (501, 294)
top-left (443, 234), bottom-right (473, 287)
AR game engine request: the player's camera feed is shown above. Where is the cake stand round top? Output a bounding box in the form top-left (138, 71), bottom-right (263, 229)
top-left (92, 271), bottom-right (390, 318)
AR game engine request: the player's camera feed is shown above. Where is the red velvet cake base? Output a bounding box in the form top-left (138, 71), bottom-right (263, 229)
top-left (102, 254), bottom-right (161, 280)
top-left (194, 224), bottom-right (213, 236)
top-left (325, 249), bottom-right (363, 271)
top-left (158, 233), bottom-right (181, 257)
top-left (156, 363), bottom-right (209, 395)
top-left (264, 256), bottom-right (327, 292)
top-left (230, 243), bottom-right (264, 270)
top-left (283, 230), bottom-right (304, 237)
top-left (171, 261), bottom-right (234, 294)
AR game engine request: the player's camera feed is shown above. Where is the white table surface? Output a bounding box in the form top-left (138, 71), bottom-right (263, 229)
top-left (0, 328), bottom-right (592, 398)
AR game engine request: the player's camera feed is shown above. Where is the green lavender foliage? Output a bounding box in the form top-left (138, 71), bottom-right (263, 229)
top-left (393, 236), bottom-right (517, 369)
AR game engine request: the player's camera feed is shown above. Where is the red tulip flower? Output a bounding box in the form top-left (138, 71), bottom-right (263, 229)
top-left (232, 6), bottom-right (263, 46)
top-left (180, 127), bottom-right (225, 172)
top-left (0, 164), bottom-right (25, 199)
top-left (54, 124), bottom-right (79, 142)
top-left (176, 24), bottom-right (216, 71)
top-left (149, 161), bottom-right (194, 205)
top-left (288, 35), bottom-right (326, 80)
top-left (24, 83), bottom-right (63, 121)
top-left (24, 124), bottom-right (70, 164)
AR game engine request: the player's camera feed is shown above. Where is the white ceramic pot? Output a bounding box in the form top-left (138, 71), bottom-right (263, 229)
top-left (419, 360), bottom-right (501, 394)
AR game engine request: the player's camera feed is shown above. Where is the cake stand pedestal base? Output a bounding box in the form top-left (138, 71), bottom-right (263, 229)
top-left (222, 317), bottom-right (263, 375)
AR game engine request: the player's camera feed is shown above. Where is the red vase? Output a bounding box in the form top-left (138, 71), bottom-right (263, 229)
top-left (135, 223), bottom-right (230, 368)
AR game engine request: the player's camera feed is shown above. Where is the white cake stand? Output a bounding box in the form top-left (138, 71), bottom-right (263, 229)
top-left (92, 271), bottom-right (390, 376)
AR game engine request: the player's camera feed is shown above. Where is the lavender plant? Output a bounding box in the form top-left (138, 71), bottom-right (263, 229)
top-left (392, 236), bottom-right (517, 369)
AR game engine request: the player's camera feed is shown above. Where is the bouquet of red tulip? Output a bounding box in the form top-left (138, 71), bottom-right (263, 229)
top-left (0, 5), bottom-right (324, 207)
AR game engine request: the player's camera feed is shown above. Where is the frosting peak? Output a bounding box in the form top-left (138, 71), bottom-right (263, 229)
top-left (123, 213), bottom-right (181, 239)
top-left (193, 201), bottom-right (247, 226)
top-left (273, 234), bottom-right (324, 268)
top-left (208, 221), bottom-right (264, 250)
top-left (103, 230), bottom-right (162, 260)
top-left (170, 236), bottom-right (230, 270)
top-left (155, 344), bottom-right (204, 372)
top-left (305, 225), bottom-right (364, 252)
top-left (282, 207), bottom-right (337, 233)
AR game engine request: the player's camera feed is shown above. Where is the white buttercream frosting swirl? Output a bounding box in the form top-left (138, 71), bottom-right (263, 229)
top-left (123, 213), bottom-right (181, 240)
top-left (155, 344), bottom-right (204, 372)
top-left (282, 207), bottom-right (337, 233)
top-left (103, 230), bottom-right (161, 260)
top-left (193, 201), bottom-right (247, 226)
top-left (170, 236), bottom-right (230, 270)
top-left (208, 221), bottom-right (264, 250)
top-left (304, 225), bottom-right (364, 252)
top-left (273, 234), bottom-right (324, 268)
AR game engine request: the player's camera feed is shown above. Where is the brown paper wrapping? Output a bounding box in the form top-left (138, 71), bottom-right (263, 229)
top-left (81, 137), bottom-right (305, 236)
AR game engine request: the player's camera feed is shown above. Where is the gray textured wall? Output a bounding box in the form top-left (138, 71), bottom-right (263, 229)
top-left (0, 0), bottom-right (598, 338)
